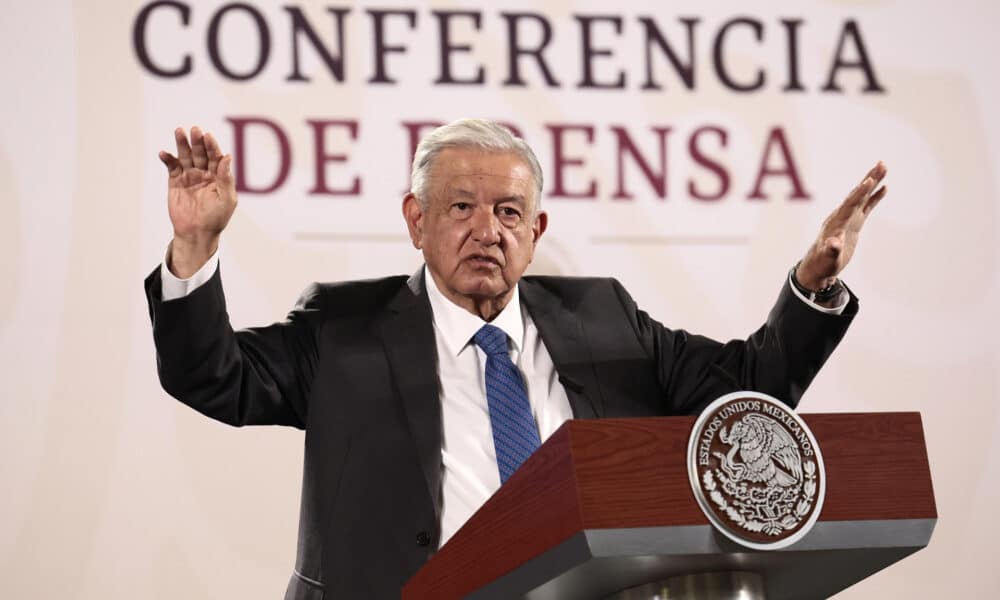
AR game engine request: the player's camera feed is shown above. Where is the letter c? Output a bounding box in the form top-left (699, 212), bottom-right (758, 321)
top-left (133, 0), bottom-right (193, 78)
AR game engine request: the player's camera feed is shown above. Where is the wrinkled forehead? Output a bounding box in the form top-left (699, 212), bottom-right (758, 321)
top-left (427, 149), bottom-right (537, 201)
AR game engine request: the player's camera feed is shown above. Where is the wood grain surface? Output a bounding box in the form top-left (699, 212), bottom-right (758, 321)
top-left (402, 412), bottom-right (936, 599)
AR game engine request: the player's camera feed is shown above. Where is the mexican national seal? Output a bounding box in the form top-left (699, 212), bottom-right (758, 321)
top-left (687, 391), bottom-right (826, 550)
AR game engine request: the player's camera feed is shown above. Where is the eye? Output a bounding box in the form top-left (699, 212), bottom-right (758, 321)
top-left (497, 205), bottom-right (523, 225)
top-left (449, 202), bottom-right (473, 217)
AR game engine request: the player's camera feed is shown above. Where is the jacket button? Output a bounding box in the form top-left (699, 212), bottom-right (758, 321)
top-left (416, 531), bottom-right (431, 547)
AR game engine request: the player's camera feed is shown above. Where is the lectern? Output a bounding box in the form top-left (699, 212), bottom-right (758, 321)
top-left (403, 413), bottom-right (935, 599)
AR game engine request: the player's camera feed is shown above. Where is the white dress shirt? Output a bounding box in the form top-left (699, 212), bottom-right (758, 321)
top-left (159, 245), bottom-right (220, 301)
top-left (158, 247), bottom-right (847, 547)
top-left (422, 266), bottom-right (574, 546)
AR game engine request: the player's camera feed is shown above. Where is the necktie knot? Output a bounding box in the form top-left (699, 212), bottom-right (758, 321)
top-left (473, 324), bottom-right (509, 356)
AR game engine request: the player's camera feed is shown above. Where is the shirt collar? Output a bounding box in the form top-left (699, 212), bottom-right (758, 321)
top-left (423, 265), bottom-right (524, 357)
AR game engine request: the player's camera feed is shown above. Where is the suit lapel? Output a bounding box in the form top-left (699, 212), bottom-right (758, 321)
top-left (520, 278), bottom-right (604, 420)
top-left (374, 274), bottom-right (604, 519)
top-left (378, 269), bottom-right (443, 518)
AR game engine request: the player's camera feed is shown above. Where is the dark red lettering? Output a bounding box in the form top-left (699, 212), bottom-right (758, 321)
top-left (546, 124), bottom-right (597, 198)
top-left (308, 120), bottom-right (360, 196)
top-left (688, 126), bottom-right (730, 201)
top-left (227, 117), bottom-right (291, 194)
top-left (612, 126), bottom-right (671, 200)
top-left (749, 127), bottom-right (810, 200)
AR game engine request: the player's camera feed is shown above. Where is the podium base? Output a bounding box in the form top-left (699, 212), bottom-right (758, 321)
top-left (605, 571), bottom-right (766, 600)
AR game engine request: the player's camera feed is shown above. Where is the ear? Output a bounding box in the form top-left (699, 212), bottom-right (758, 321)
top-left (531, 210), bottom-right (548, 245)
top-left (402, 193), bottom-right (425, 249)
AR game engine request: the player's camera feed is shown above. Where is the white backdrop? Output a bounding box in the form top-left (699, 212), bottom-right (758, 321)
top-left (2, 1), bottom-right (998, 598)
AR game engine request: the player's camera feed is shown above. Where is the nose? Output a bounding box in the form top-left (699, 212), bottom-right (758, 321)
top-left (470, 207), bottom-right (501, 245)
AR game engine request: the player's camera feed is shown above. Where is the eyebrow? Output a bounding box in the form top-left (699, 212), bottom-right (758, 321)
top-left (450, 189), bottom-right (526, 204)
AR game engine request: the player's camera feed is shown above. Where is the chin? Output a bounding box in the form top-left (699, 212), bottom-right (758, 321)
top-left (457, 277), bottom-right (509, 299)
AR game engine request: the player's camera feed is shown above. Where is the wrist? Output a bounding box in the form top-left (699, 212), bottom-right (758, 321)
top-left (791, 261), bottom-right (843, 305)
top-left (168, 235), bottom-right (218, 279)
top-left (793, 260), bottom-right (836, 292)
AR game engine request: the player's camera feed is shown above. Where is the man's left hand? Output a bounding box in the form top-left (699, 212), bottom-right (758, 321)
top-left (796, 161), bottom-right (887, 291)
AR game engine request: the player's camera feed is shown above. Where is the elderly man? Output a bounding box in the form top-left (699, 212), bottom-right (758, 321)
top-left (146, 119), bottom-right (885, 599)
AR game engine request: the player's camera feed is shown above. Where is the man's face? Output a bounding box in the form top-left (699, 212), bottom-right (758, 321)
top-left (403, 148), bottom-right (547, 314)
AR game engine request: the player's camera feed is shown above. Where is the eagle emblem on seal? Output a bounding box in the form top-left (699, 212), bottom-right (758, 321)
top-left (715, 414), bottom-right (803, 489)
top-left (687, 391), bottom-right (826, 550)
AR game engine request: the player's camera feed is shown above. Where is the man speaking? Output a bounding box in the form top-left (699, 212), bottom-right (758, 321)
top-left (145, 119), bottom-right (886, 599)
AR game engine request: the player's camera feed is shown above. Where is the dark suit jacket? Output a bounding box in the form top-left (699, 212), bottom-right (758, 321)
top-left (144, 266), bottom-right (856, 599)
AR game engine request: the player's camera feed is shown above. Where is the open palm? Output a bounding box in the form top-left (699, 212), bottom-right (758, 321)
top-left (159, 126), bottom-right (236, 242)
top-left (797, 161), bottom-right (887, 291)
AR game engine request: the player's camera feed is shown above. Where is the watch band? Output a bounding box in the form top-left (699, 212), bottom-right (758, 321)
top-left (790, 262), bottom-right (844, 303)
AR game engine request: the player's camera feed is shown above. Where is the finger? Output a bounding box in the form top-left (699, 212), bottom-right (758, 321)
top-left (867, 160), bottom-right (887, 186)
top-left (844, 162), bottom-right (886, 207)
top-left (863, 184), bottom-right (887, 215)
top-left (846, 175), bottom-right (878, 210)
top-left (829, 181), bottom-right (868, 228)
top-left (218, 155), bottom-right (238, 208)
top-left (860, 161), bottom-right (886, 186)
top-left (217, 154), bottom-right (234, 186)
top-left (158, 151), bottom-right (183, 177)
top-left (205, 132), bottom-right (222, 173)
top-left (174, 128), bottom-right (194, 169)
top-left (190, 126), bottom-right (208, 170)
top-left (857, 162), bottom-right (886, 200)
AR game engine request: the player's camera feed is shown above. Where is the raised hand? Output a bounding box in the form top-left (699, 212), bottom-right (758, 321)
top-left (796, 161), bottom-right (887, 292)
top-left (158, 126), bottom-right (236, 278)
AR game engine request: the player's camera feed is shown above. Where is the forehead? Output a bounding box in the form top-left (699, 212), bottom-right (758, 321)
top-left (428, 148), bottom-right (535, 195)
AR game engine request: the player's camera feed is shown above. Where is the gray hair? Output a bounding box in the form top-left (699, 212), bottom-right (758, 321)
top-left (409, 118), bottom-right (544, 209)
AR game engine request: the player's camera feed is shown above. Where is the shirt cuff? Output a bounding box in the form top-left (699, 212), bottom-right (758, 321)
top-left (160, 243), bottom-right (220, 301)
top-left (787, 273), bottom-right (848, 316)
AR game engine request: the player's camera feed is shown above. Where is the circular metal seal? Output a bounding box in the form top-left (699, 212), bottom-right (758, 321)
top-left (687, 391), bottom-right (826, 550)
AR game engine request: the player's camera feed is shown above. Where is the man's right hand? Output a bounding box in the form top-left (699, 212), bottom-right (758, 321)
top-left (159, 126), bottom-right (236, 278)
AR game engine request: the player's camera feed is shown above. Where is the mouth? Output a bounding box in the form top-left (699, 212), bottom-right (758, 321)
top-left (464, 254), bottom-right (502, 269)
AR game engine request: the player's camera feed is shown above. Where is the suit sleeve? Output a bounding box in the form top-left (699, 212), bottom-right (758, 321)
top-left (612, 277), bottom-right (857, 414)
top-left (144, 265), bottom-right (322, 429)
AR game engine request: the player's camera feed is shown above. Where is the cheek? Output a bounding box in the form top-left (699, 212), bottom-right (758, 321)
top-left (503, 232), bottom-right (533, 262)
top-left (431, 231), bottom-right (466, 261)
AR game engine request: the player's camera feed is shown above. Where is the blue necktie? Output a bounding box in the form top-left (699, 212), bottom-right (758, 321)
top-left (473, 324), bottom-right (541, 484)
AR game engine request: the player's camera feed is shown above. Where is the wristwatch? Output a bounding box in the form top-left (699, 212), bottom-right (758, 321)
top-left (790, 262), bottom-right (845, 303)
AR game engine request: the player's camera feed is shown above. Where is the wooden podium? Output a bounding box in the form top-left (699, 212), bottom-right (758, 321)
top-left (403, 413), bottom-right (936, 600)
